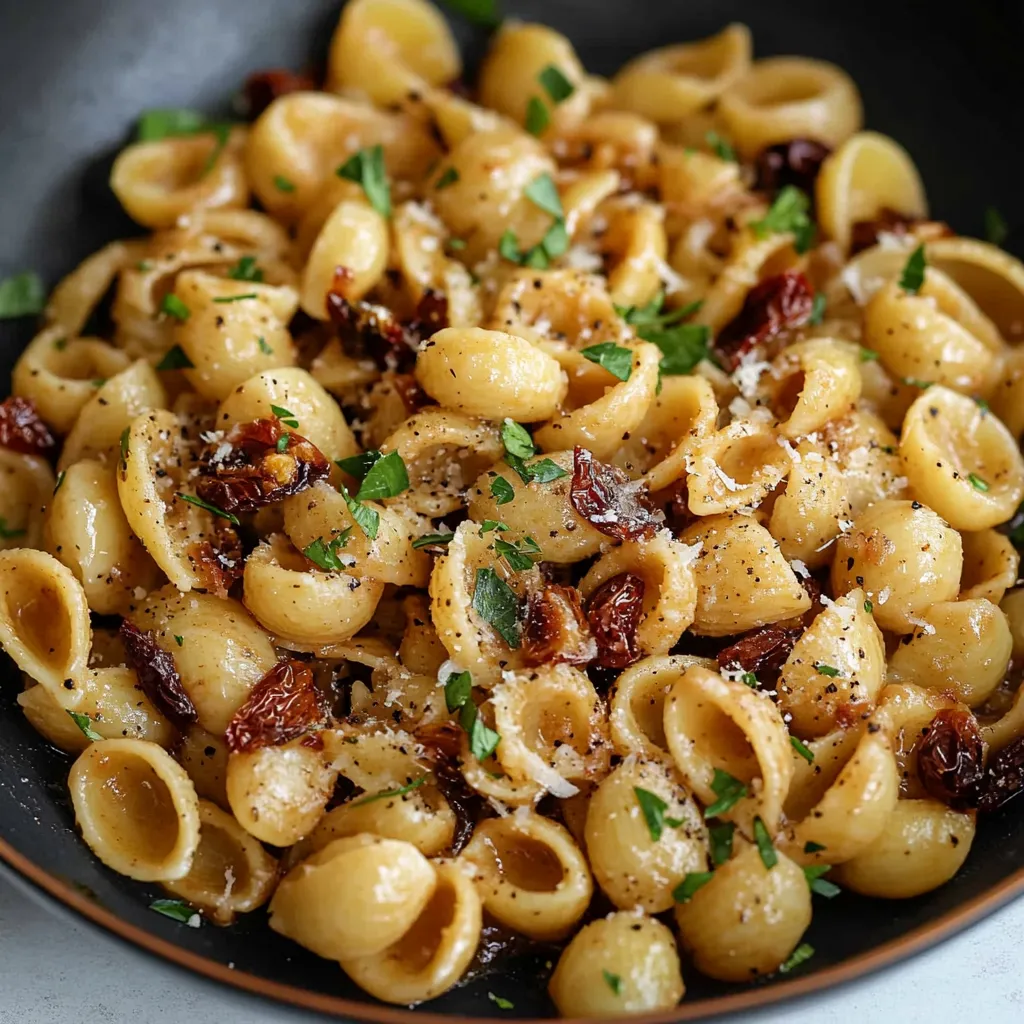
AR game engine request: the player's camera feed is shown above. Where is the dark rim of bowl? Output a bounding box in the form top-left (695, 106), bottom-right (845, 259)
top-left (1, 833), bottom-right (1022, 1021)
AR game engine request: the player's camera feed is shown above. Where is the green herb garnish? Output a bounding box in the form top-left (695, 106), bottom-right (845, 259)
top-left (581, 342), bottom-right (633, 381)
top-left (0, 272), bottom-right (45, 319)
top-left (53, 471), bottom-right (66, 496)
top-left (490, 476), bottom-right (515, 504)
top-left (355, 450), bottom-right (409, 501)
top-left (703, 768), bottom-right (747, 818)
top-left (673, 872), bottom-right (714, 902)
top-left (803, 864), bottom-right (840, 898)
top-left (213, 292), bottom-right (258, 304)
top-left (67, 710), bottom-right (103, 742)
top-left (752, 815), bottom-right (777, 869)
top-left (176, 492), bottom-right (240, 525)
top-left (412, 532), bottom-right (455, 550)
top-left (525, 96), bottom-right (550, 136)
top-left (434, 167), bottom-right (460, 190)
top-left (353, 777), bottom-right (428, 806)
top-left (705, 130), bottom-right (736, 162)
top-left (898, 243), bottom-right (927, 294)
top-left (0, 518), bottom-right (26, 539)
top-left (303, 531), bottom-right (353, 571)
top-left (336, 145), bottom-right (391, 218)
top-left (808, 291), bottom-right (827, 326)
top-left (539, 65), bottom-right (575, 103)
top-left (227, 256), bottom-right (264, 283)
top-left (968, 472), bottom-right (989, 492)
top-left (160, 293), bottom-right (190, 321)
top-left (149, 898), bottom-right (199, 924)
top-left (155, 345), bottom-right (194, 370)
top-left (633, 787), bottom-right (684, 842)
top-left (494, 536), bottom-right (541, 571)
top-left (524, 173), bottom-right (564, 219)
top-left (461, 701), bottom-right (502, 761)
top-left (751, 185), bottom-right (815, 254)
top-left (440, 0), bottom-right (501, 28)
top-left (273, 174), bottom-right (296, 193)
top-left (790, 736), bottom-right (815, 763)
top-left (444, 670), bottom-right (473, 713)
top-left (602, 970), bottom-right (622, 995)
top-left (472, 567), bottom-right (521, 648)
top-left (985, 207), bottom-right (1008, 247)
top-left (779, 943), bottom-right (815, 973)
top-left (270, 404), bottom-right (299, 428)
top-left (708, 820), bottom-right (735, 866)
top-left (488, 993), bottom-right (514, 1011)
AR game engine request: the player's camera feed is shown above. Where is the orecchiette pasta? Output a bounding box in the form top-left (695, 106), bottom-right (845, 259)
top-left (2, 3), bottom-right (1023, 1013)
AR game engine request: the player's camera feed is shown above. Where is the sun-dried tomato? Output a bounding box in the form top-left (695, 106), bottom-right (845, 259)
top-left (119, 620), bottom-right (197, 730)
top-left (585, 572), bottom-right (646, 669)
top-left (754, 139), bottom-right (832, 197)
top-left (242, 68), bottom-right (316, 119)
top-left (848, 208), bottom-right (953, 255)
top-left (977, 734), bottom-right (1024, 814)
top-left (917, 709), bottom-right (985, 809)
top-left (717, 625), bottom-right (803, 680)
top-left (570, 447), bottom-right (658, 543)
top-left (0, 396), bottom-right (56, 457)
top-left (196, 418), bottom-right (330, 514)
top-left (408, 288), bottom-right (448, 338)
top-left (715, 270), bottom-right (815, 371)
top-left (391, 372), bottom-right (435, 415)
top-left (416, 720), bottom-right (487, 854)
top-left (522, 584), bottom-right (596, 667)
top-left (187, 527), bottom-right (244, 598)
top-left (224, 660), bottom-right (327, 754)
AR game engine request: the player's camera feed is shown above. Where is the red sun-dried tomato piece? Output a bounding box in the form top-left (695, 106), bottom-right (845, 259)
top-left (0, 396), bottom-right (56, 457)
top-left (391, 372), bottom-right (436, 415)
top-left (225, 659), bottom-right (327, 754)
top-left (416, 720), bottom-right (487, 855)
top-left (242, 68), bottom-right (316, 119)
top-left (917, 708), bottom-right (985, 809)
top-left (715, 270), bottom-right (815, 371)
top-left (570, 447), bottom-right (658, 543)
top-left (848, 208), bottom-right (953, 255)
top-left (187, 526), bottom-right (244, 598)
top-left (977, 734), bottom-right (1024, 814)
top-left (119, 620), bottom-right (197, 731)
top-left (754, 139), bottom-right (832, 197)
top-left (585, 572), bottom-right (646, 669)
top-left (523, 584), bottom-right (596, 667)
top-left (196, 418), bottom-right (330, 515)
top-left (717, 625), bottom-right (804, 681)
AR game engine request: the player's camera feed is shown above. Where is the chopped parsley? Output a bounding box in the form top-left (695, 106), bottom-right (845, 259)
top-left (499, 221), bottom-right (569, 269)
top-left (473, 567), bottom-right (521, 648)
top-left (976, 397), bottom-right (990, 413)
top-left (779, 943), bottom-right (815, 973)
top-left (864, 599), bottom-right (873, 614)
top-left (808, 291), bottom-right (827, 325)
top-left (491, 476), bottom-right (515, 504)
top-left (434, 167), bottom-right (460, 190)
top-left (440, 0), bottom-right (501, 28)
top-left (354, 450), bottom-right (409, 501)
top-left (480, 520), bottom-right (508, 534)
top-left (704, 768), bottom-right (747, 818)
top-left (751, 185), bottom-right (815, 253)
top-left (461, 701), bottom-right (502, 761)
top-left (488, 993), bottom-right (514, 1011)
top-left (336, 450), bottom-right (382, 480)
top-left (968, 472), bottom-right (989, 492)
top-left (276, 434), bottom-right (290, 453)
top-left (634, 787), bottom-right (684, 842)
top-left (444, 670), bottom-right (473, 713)
top-left (898, 243), bottom-right (927, 294)
top-left (803, 864), bottom-right (840, 898)
top-left (336, 145), bottom-right (391, 218)
top-left (412, 532), bottom-right (455, 550)
top-left (705, 130), bottom-right (736, 162)
top-left (149, 898), bottom-right (199, 924)
top-left (673, 871), bottom-right (714, 902)
top-left (302, 531), bottom-right (353, 571)
top-left (174, 635), bottom-right (184, 647)
top-left (500, 418), bottom-right (568, 484)
top-left (525, 96), bottom-right (550, 136)
top-left (501, 419), bottom-right (532, 457)
top-left (226, 256), bottom-right (264, 283)
top-left (136, 108), bottom-right (209, 141)
top-left (859, 347), bottom-right (879, 362)
top-left (581, 342), bottom-right (633, 381)
top-left (602, 970), bottom-right (622, 995)
top-left (66, 710), bottom-right (103, 742)
top-left (119, 427), bottom-right (130, 468)
top-left (616, 292), bottom-right (711, 375)
top-left (708, 820), bottom-right (735, 866)
top-left (341, 486), bottom-right (380, 540)
top-left (741, 672), bottom-right (758, 688)
top-left (257, 336), bottom-right (273, 355)
top-left (155, 345), bottom-right (194, 371)
top-left (213, 292), bottom-right (258, 304)
top-left (524, 173), bottom-right (564, 219)
top-left (0, 518), bottom-right (25, 540)
top-left (494, 535), bottom-right (542, 571)
top-left (270, 404), bottom-right (299, 428)
top-left (790, 736), bottom-right (814, 763)
top-left (814, 663), bottom-right (840, 677)
top-left (0, 271), bottom-right (45, 319)
top-left (176, 493), bottom-right (240, 525)
top-left (902, 377), bottom-right (933, 389)
top-left (804, 841), bottom-right (826, 854)
top-left (160, 293), bottom-right (190, 321)
top-left (53, 471), bottom-right (66, 496)
top-left (985, 207), bottom-right (1008, 247)
top-left (539, 65), bottom-right (575, 103)
top-left (752, 815), bottom-right (777, 869)
top-left (273, 174), bottom-right (296, 193)
top-left (353, 777), bottom-right (428, 806)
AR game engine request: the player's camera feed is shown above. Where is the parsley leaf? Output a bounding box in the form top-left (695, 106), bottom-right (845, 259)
top-left (66, 710), bottom-right (103, 742)
top-left (899, 244), bottom-right (927, 294)
top-left (491, 476), bottom-right (515, 504)
top-left (704, 768), bottom-right (747, 818)
top-left (174, 635), bottom-right (184, 647)
top-left (336, 145), bottom-right (391, 218)
top-left (480, 520), bottom-right (508, 534)
top-left (501, 419), bottom-right (536, 459)
top-left (0, 517), bottom-right (25, 539)
top-left (494, 536), bottom-right (541, 571)
top-left (616, 292), bottom-right (702, 330)
top-left (581, 342), bottom-right (633, 381)
top-left (270, 404), bottom-right (299, 428)
top-left (864, 599), bottom-right (873, 614)
top-left (412, 532), bottom-right (455, 550)
top-left (160, 293), bottom-right (190, 321)
top-left (303, 531), bottom-right (352, 571)
top-left (499, 229), bottom-right (524, 264)
top-left (276, 434), bottom-right (290, 452)
top-left (0, 272), bottom-right (45, 319)
top-left (646, 323), bottom-right (712, 376)
top-left (860, 347), bottom-right (879, 362)
top-left (968, 472), bottom-right (989, 492)
top-left (803, 864), bottom-right (841, 898)
top-left (525, 96), bottom-right (550, 136)
top-left (751, 185), bottom-right (815, 254)
top-left (440, 0), bottom-right (501, 28)
top-left (273, 174), bottom-right (296, 193)
top-left (522, 459), bottom-right (567, 483)
top-left (488, 993), bottom-right (514, 1011)
top-left (257, 336), bottom-right (273, 355)
top-left (149, 898), bottom-right (199, 924)
top-left (804, 841), bottom-right (827, 854)
top-left (155, 345), bottom-right (194, 371)
top-left (673, 871), bottom-right (714, 902)
top-left (633, 787), bottom-right (684, 842)
top-left (53, 471), bottom-right (66, 496)
top-left (753, 815), bottom-right (777, 869)
top-left (809, 291), bottom-right (826, 325)
top-left (473, 567), bottom-right (521, 648)
top-left (445, 670), bottom-right (473, 712)
top-left (779, 943), bottom-right (815, 973)
top-left (539, 65), bottom-right (575, 103)
top-left (790, 736), bottom-right (815, 763)
top-left (434, 167), bottom-right (459, 190)
top-left (602, 970), bottom-right (622, 995)
top-left (176, 492), bottom-right (240, 525)
top-left (708, 820), bottom-right (735, 866)
top-left (212, 292), bottom-right (258, 304)
top-left (461, 701), bottom-right (502, 760)
top-left (341, 486), bottom-right (380, 540)
top-left (524, 173), bottom-right (564, 219)
top-left (985, 207), bottom-right (1008, 247)
top-left (705, 130), bottom-right (736, 162)
top-left (355, 450), bottom-right (409, 501)
top-left (741, 672), bottom-right (758, 688)
top-left (336, 450), bottom-right (382, 481)
top-left (136, 108), bottom-right (207, 141)
top-left (227, 256), bottom-right (264, 283)
top-left (814, 663), bottom-right (840, 677)
top-left (119, 427), bottom-right (130, 468)
top-left (353, 777), bottom-right (428, 806)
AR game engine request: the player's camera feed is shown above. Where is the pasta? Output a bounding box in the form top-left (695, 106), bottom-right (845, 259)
top-left (3, 0), bottom-right (1024, 1013)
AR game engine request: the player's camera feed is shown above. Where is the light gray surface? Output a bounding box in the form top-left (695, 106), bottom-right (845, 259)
top-left (0, 879), bottom-right (1021, 1023)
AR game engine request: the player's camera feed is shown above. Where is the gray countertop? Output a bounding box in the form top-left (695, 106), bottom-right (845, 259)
top-left (0, 878), bottom-right (1021, 1024)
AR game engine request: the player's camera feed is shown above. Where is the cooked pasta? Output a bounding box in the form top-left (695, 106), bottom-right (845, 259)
top-left (2, 0), bottom-right (1023, 1014)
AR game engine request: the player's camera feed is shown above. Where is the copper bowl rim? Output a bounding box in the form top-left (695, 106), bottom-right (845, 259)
top-left (2, 833), bottom-right (1022, 1022)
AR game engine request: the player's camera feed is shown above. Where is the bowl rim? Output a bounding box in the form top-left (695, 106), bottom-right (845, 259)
top-left (1, 832), bottom-right (1021, 1021)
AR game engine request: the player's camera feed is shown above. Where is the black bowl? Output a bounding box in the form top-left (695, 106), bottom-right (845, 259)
top-left (2, 0), bottom-right (1024, 1019)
